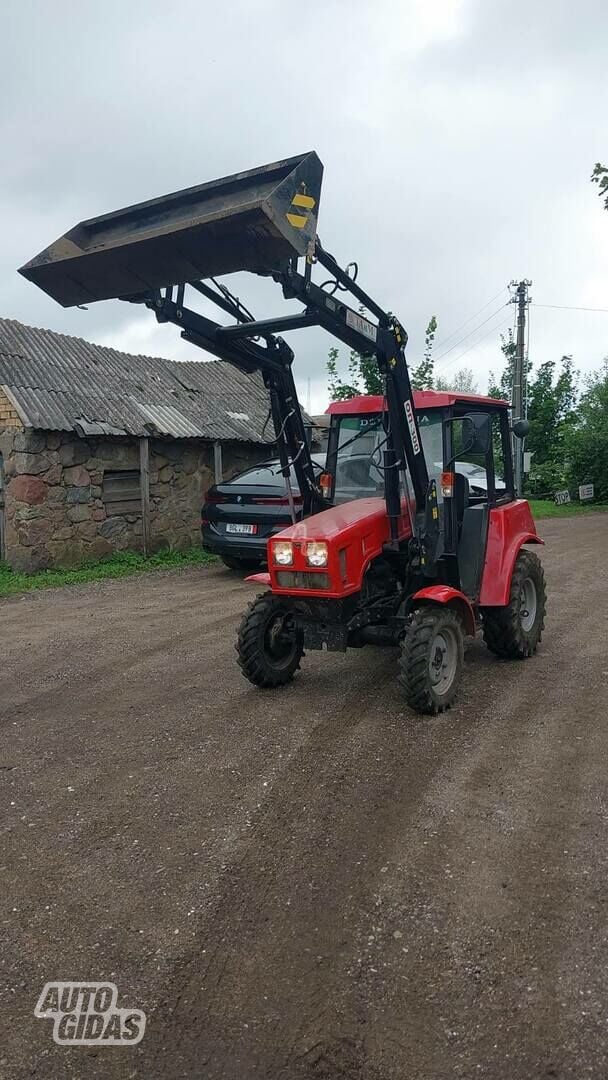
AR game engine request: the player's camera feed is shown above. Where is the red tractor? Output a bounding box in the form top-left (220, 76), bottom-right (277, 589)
top-left (21, 151), bottom-right (545, 713)
top-left (238, 389), bottom-right (544, 712)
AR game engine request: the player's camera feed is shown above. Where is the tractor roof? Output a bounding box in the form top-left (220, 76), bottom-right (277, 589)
top-left (326, 391), bottom-right (510, 415)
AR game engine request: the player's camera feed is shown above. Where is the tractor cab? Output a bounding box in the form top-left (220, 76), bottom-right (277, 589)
top-left (325, 390), bottom-right (515, 599)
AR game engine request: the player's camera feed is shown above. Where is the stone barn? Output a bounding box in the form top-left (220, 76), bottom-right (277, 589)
top-left (0, 318), bottom-right (277, 570)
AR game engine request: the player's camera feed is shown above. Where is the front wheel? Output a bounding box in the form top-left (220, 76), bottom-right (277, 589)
top-left (236, 591), bottom-right (303, 688)
top-left (398, 607), bottom-right (464, 715)
top-left (482, 548), bottom-right (546, 659)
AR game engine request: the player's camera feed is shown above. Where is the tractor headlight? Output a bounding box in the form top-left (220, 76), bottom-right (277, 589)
top-left (273, 540), bottom-right (294, 566)
top-left (306, 541), bottom-right (328, 568)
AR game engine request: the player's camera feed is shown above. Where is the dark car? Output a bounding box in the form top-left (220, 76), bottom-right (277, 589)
top-left (202, 455), bottom-right (325, 571)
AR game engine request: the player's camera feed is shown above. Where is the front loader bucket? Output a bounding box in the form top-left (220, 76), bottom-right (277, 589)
top-left (19, 152), bottom-right (323, 308)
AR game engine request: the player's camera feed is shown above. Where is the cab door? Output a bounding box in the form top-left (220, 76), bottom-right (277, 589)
top-left (445, 407), bottom-right (498, 599)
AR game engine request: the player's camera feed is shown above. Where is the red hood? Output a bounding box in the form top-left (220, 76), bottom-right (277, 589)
top-left (269, 498), bottom-right (412, 599)
top-left (277, 497), bottom-right (411, 544)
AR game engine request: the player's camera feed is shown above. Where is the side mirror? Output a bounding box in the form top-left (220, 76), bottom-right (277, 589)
top-left (445, 412), bottom-right (492, 460)
top-left (512, 418), bottom-right (529, 439)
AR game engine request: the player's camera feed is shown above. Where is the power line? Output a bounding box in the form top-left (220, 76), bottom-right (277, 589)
top-left (438, 318), bottom-right (512, 371)
top-left (532, 302), bottom-right (608, 313)
top-left (433, 286), bottom-right (508, 352)
top-left (434, 303), bottom-right (509, 364)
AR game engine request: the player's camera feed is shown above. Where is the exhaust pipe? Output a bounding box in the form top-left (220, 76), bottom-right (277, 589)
top-left (19, 152), bottom-right (323, 308)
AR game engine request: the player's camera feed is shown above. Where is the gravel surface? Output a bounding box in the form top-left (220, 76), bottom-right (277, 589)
top-left (1, 515), bottom-right (607, 1079)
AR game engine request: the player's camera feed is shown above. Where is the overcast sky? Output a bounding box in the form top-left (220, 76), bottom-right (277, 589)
top-left (2, 0), bottom-right (606, 412)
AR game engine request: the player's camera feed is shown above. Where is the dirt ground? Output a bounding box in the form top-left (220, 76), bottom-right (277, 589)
top-left (1, 514), bottom-right (607, 1079)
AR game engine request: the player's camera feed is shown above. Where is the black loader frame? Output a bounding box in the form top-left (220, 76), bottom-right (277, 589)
top-left (20, 151), bottom-right (435, 563)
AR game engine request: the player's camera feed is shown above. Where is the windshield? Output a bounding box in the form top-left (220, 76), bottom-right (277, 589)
top-left (230, 456), bottom-right (323, 491)
top-left (333, 415), bottom-right (386, 502)
top-left (332, 410), bottom-right (444, 503)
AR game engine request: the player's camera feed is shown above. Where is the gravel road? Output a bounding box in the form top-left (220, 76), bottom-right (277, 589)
top-left (1, 515), bottom-right (607, 1079)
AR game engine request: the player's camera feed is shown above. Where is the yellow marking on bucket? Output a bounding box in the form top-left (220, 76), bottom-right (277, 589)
top-left (291, 193), bottom-right (316, 210)
top-left (286, 212), bottom-right (309, 229)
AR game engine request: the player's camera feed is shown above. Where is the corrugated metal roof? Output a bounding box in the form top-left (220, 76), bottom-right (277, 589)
top-left (0, 317), bottom-right (277, 443)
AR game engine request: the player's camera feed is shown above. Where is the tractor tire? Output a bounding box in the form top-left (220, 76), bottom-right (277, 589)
top-left (236, 591), bottom-right (303, 688)
top-left (221, 555), bottom-right (263, 572)
top-left (482, 548), bottom-right (546, 659)
top-left (398, 607), bottom-right (464, 715)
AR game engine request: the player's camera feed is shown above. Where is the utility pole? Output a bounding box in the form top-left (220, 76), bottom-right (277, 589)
top-left (509, 279), bottom-right (532, 496)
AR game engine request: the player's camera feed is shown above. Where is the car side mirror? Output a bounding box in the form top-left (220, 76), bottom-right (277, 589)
top-left (511, 418), bottom-right (529, 438)
top-left (444, 412), bottom-right (492, 461)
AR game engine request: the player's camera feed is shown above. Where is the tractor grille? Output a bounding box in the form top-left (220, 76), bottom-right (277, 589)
top-left (275, 571), bottom-right (331, 590)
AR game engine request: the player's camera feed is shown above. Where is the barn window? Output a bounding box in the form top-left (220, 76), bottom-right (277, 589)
top-left (102, 470), bottom-right (141, 515)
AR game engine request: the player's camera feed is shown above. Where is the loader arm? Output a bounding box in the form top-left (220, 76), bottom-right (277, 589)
top-left (19, 149), bottom-right (433, 557)
top-left (189, 241), bottom-right (433, 556)
top-left (140, 282), bottom-right (326, 518)
top-left (279, 243), bottom-right (431, 528)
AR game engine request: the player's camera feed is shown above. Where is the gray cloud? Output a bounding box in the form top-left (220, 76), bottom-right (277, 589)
top-left (1, 0), bottom-right (606, 411)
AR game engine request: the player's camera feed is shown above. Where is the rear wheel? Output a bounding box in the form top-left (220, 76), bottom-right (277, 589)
top-left (237, 591), bottom-right (303, 687)
top-left (399, 607), bottom-right (464, 715)
top-left (482, 548), bottom-right (546, 658)
top-left (221, 555), bottom-right (263, 572)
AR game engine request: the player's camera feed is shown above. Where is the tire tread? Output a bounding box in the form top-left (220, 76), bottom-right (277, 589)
top-left (398, 607), bottom-right (464, 715)
top-left (482, 548), bottom-right (546, 659)
top-left (236, 591), bottom-right (302, 688)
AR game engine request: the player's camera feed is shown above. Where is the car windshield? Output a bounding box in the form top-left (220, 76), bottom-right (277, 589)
top-left (454, 461), bottom-right (487, 479)
top-left (229, 457), bottom-right (323, 490)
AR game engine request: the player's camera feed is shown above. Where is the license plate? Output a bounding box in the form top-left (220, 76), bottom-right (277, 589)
top-left (226, 523), bottom-right (257, 535)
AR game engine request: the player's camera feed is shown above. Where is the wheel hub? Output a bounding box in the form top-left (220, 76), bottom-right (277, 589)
top-left (428, 627), bottom-right (458, 696)
top-left (519, 576), bottom-right (538, 633)
top-left (265, 610), bottom-right (296, 661)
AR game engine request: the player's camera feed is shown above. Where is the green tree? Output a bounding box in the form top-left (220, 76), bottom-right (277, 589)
top-left (435, 366), bottom-right (478, 394)
top-left (566, 359), bottom-right (608, 500)
top-left (526, 358), bottom-right (578, 495)
top-left (326, 307), bottom-right (384, 401)
top-left (355, 349), bottom-right (385, 396)
top-left (526, 356), bottom-right (578, 466)
top-left (591, 162), bottom-right (608, 211)
top-left (327, 313), bottom-right (438, 399)
top-left (326, 345), bottom-right (360, 401)
top-left (488, 330), bottom-right (518, 400)
top-left (488, 337), bottom-right (579, 495)
top-left (410, 316), bottom-right (438, 390)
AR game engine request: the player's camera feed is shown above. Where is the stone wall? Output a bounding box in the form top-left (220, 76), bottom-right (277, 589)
top-left (0, 429), bottom-right (269, 571)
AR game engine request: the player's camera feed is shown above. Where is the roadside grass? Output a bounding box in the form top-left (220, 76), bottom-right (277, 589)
top-left (528, 499), bottom-right (608, 519)
top-left (0, 547), bottom-right (217, 598)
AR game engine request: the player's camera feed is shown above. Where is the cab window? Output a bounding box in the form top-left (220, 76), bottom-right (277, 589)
top-left (331, 409), bottom-right (446, 505)
top-left (417, 411), bottom-right (444, 485)
top-left (333, 415), bottom-right (385, 503)
top-left (492, 413), bottom-right (507, 496)
top-left (450, 415), bottom-right (490, 501)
